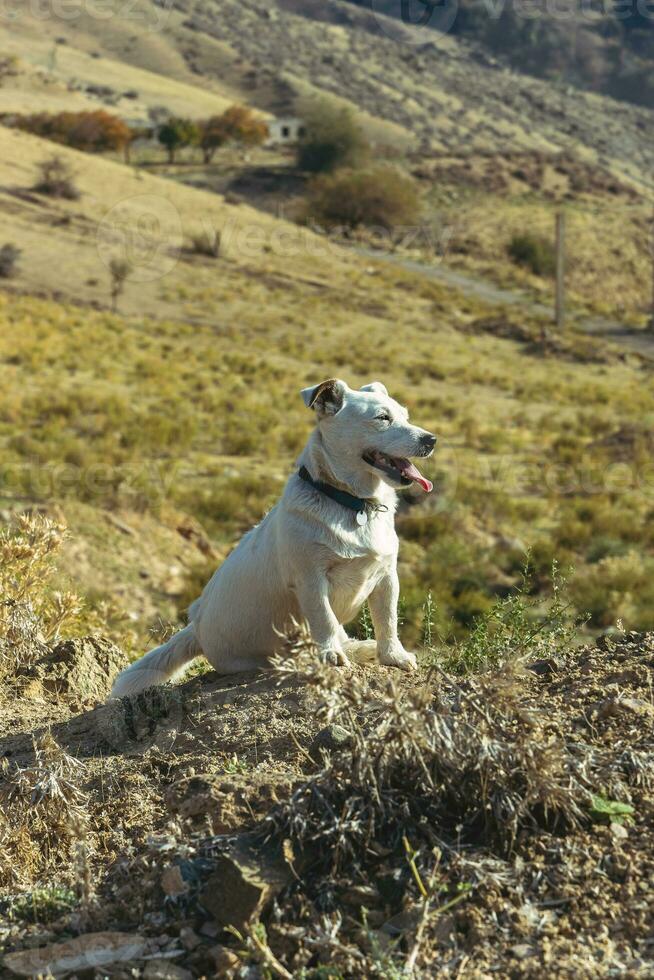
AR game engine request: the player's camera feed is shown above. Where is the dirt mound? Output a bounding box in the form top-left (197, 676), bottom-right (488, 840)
top-left (0, 632), bottom-right (653, 977)
top-left (20, 637), bottom-right (125, 705)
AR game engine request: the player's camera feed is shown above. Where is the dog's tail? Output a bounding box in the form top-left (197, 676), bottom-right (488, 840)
top-left (110, 624), bottom-right (200, 699)
top-left (343, 639), bottom-right (379, 665)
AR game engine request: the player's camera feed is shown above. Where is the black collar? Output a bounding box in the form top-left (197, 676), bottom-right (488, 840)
top-left (298, 466), bottom-right (387, 524)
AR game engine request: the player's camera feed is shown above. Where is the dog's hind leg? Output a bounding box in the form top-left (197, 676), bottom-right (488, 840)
top-left (110, 624), bottom-right (201, 698)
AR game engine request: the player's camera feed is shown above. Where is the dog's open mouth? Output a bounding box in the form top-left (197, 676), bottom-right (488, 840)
top-left (362, 450), bottom-right (433, 493)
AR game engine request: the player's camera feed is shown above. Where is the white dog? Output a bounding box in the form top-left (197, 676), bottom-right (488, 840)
top-left (110, 379), bottom-right (436, 698)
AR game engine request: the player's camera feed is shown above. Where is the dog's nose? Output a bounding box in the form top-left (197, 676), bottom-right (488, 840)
top-left (420, 433), bottom-right (437, 454)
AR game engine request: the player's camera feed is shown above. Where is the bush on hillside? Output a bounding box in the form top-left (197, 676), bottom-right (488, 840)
top-left (297, 100), bottom-right (368, 174)
top-left (14, 110), bottom-right (131, 155)
top-left (507, 231), bottom-right (556, 276)
top-left (0, 515), bottom-right (80, 679)
top-left (306, 165), bottom-right (421, 230)
top-left (0, 243), bottom-right (21, 278)
top-left (33, 156), bottom-right (80, 200)
top-left (108, 257), bottom-right (132, 313)
top-left (190, 228), bottom-right (222, 258)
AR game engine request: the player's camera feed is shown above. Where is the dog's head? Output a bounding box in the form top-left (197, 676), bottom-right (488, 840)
top-left (301, 379), bottom-right (436, 493)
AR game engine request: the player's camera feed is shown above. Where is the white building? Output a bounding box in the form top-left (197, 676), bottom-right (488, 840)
top-left (266, 117), bottom-right (306, 146)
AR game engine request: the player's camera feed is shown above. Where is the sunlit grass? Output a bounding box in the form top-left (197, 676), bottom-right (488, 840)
top-left (1, 249), bottom-right (653, 651)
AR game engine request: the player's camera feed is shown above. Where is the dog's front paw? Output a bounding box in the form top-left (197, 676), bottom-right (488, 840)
top-left (379, 648), bottom-right (418, 672)
top-left (321, 648), bottom-right (353, 668)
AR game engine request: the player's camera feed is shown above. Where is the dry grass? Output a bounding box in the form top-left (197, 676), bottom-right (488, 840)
top-left (0, 532), bottom-right (652, 975)
top-left (423, 172), bottom-right (652, 322)
top-left (0, 734), bottom-right (89, 892)
top-left (0, 516), bottom-right (82, 681)
top-left (2, 254), bottom-right (654, 653)
top-left (210, 625), bottom-right (643, 975)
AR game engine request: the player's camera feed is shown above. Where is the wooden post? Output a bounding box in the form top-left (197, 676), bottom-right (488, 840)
top-left (555, 210), bottom-right (566, 329)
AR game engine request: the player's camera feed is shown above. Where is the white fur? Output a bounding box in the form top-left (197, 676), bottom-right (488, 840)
top-left (110, 380), bottom-right (435, 698)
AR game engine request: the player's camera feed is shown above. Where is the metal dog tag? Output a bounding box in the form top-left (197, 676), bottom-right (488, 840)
top-left (356, 510), bottom-right (368, 526)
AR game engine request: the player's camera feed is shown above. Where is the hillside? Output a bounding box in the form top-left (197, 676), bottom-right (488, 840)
top-left (3, 0), bottom-right (653, 190)
top-left (174, 0), bottom-right (654, 189)
top-left (1, 5), bottom-right (654, 975)
top-left (0, 9), bottom-right (241, 119)
top-left (1, 124), bottom-right (654, 654)
top-left (363, 0), bottom-right (654, 109)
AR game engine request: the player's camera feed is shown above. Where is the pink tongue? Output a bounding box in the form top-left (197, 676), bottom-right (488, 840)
top-left (397, 459), bottom-right (433, 493)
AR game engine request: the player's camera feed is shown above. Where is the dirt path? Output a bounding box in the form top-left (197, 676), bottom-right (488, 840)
top-left (355, 246), bottom-right (654, 361)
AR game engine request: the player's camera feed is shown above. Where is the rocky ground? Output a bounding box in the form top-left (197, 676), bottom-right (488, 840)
top-left (0, 624), bottom-right (653, 977)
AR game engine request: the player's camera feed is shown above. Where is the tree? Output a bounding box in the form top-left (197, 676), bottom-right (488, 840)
top-left (157, 118), bottom-right (199, 164)
top-left (297, 100), bottom-right (368, 174)
top-left (14, 110), bottom-right (131, 157)
top-left (199, 116), bottom-right (229, 165)
top-left (199, 105), bottom-right (268, 164)
top-left (66, 111), bottom-right (131, 155)
top-left (306, 165), bottom-right (421, 230)
top-left (109, 258), bottom-right (132, 313)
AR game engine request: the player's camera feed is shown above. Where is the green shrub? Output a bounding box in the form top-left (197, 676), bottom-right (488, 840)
top-left (157, 117), bottom-right (199, 163)
top-left (297, 101), bottom-right (368, 174)
top-left (306, 165), bottom-right (421, 230)
top-left (0, 243), bottom-right (20, 278)
top-left (507, 232), bottom-right (556, 276)
top-left (33, 156), bottom-right (79, 200)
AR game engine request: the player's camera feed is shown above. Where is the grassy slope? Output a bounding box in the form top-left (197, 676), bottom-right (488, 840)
top-left (0, 72), bottom-right (652, 658)
top-left (0, 10), bottom-right (241, 119)
top-left (418, 155), bottom-right (654, 323)
top-left (4, 0), bottom-right (652, 328)
top-left (2, 216), bottom-right (654, 656)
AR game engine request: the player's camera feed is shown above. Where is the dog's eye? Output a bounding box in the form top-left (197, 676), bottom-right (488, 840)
top-left (375, 414), bottom-right (391, 423)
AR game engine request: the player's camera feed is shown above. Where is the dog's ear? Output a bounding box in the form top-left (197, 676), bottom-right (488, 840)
top-left (360, 381), bottom-right (388, 396)
top-left (300, 379), bottom-right (347, 417)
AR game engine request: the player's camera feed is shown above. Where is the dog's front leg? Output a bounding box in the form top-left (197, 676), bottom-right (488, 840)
top-left (368, 568), bottom-right (418, 671)
top-left (295, 575), bottom-right (351, 667)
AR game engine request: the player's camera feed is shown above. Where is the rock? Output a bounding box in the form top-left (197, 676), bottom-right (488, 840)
top-left (95, 684), bottom-right (188, 754)
top-left (165, 771), bottom-right (296, 831)
top-left (342, 884), bottom-right (381, 908)
top-left (3, 932), bottom-right (146, 976)
top-left (34, 636), bottom-right (126, 702)
top-left (381, 907), bottom-right (422, 936)
top-left (200, 842), bottom-right (291, 931)
top-left (510, 943), bottom-right (534, 959)
top-left (610, 821), bottom-right (629, 840)
top-left (593, 696), bottom-right (654, 721)
top-left (161, 865), bottom-right (190, 899)
top-left (143, 961), bottom-right (193, 980)
top-left (179, 927), bottom-right (201, 951)
top-left (309, 724), bottom-right (352, 761)
top-left (527, 658), bottom-right (559, 677)
top-left (209, 945), bottom-right (241, 973)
